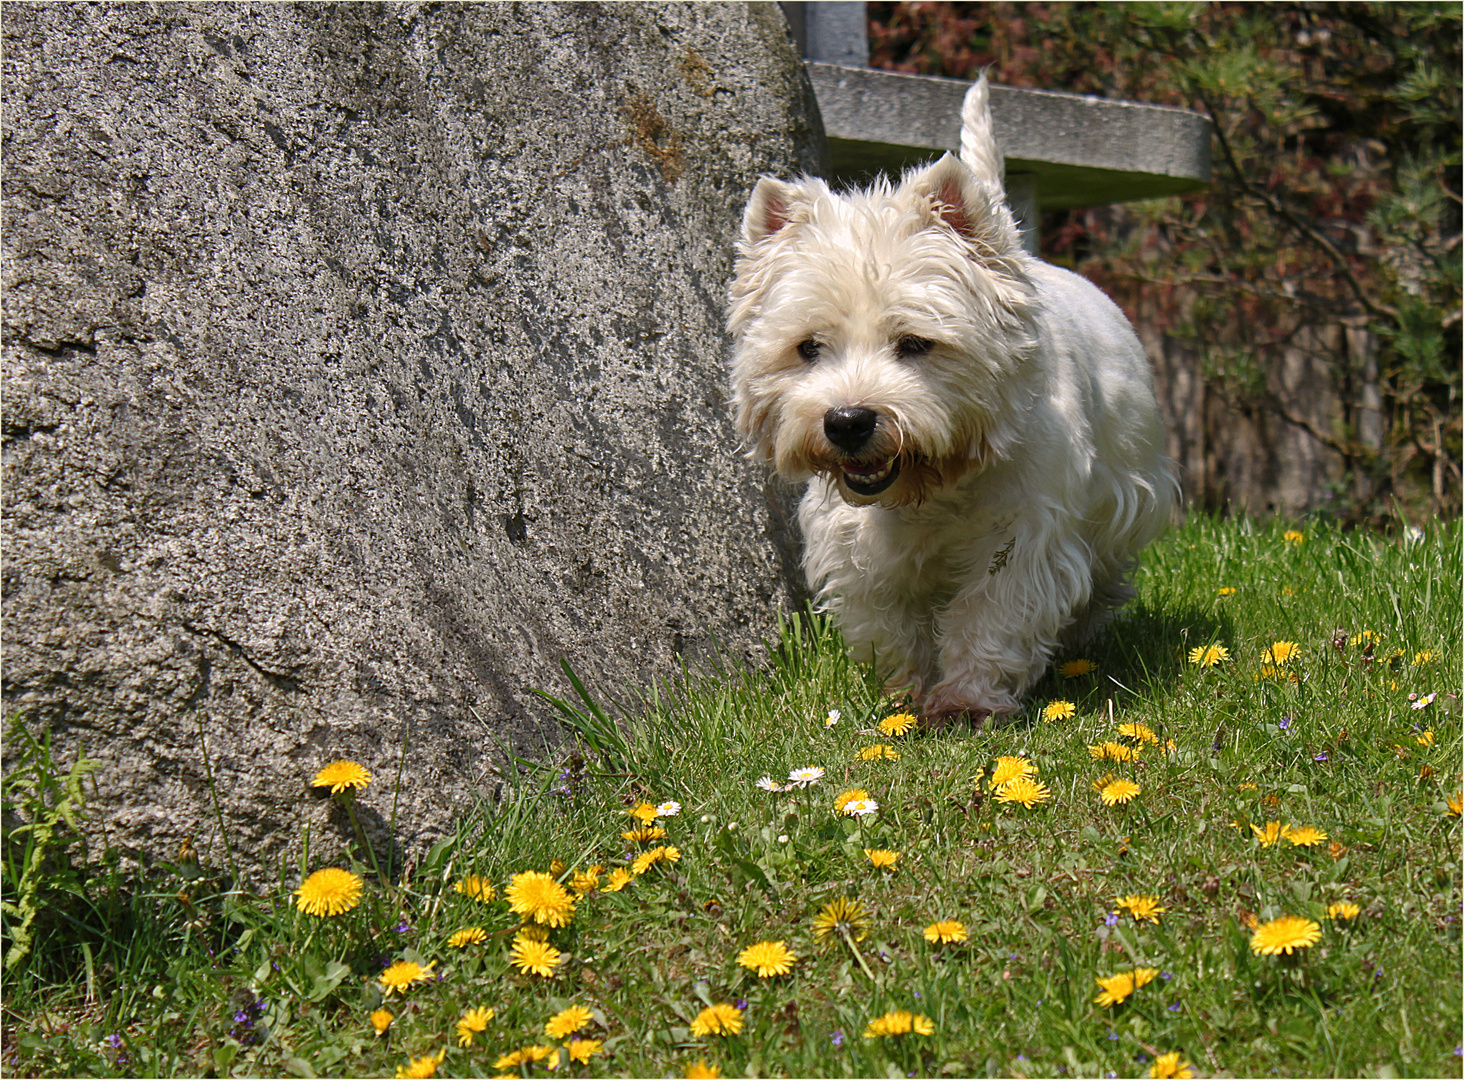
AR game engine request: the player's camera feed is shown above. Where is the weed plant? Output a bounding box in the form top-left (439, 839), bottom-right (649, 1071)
top-left (2, 515), bottom-right (1460, 1078)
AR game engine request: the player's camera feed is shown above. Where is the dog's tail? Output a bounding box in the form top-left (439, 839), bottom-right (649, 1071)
top-left (959, 73), bottom-right (1005, 195)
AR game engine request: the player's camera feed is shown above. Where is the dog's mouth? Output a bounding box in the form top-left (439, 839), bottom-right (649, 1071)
top-left (840, 456), bottom-right (901, 496)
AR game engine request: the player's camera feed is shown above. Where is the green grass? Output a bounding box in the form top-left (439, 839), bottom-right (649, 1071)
top-left (3, 514), bottom-right (1461, 1079)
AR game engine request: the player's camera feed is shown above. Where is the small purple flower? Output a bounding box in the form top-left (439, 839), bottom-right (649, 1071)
top-left (1169, 1002), bottom-right (1182, 1012)
top-left (394, 919), bottom-right (411, 933)
top-left (1104, 912), bottom-right (1119, 927)
top-left (831, 1030), bottom-right (844, 1047)
top-left (913, 990), bottom-right (921, 999)
top-left (1161, 971), bottom-right (1173, 981)
top-left (1107, 1031), bottom-right (1119, 1041)
top-left (1278, 716), bottom-right (1292, 730)
top-left (105, 1034), bottom-right (122, 1049)
top-left (1314, 751), bottom-right (1329, 762)
top-left (233, 1010), bottom-right (250, 1024)
top-left (736, 999), bottom-right (748, 1011)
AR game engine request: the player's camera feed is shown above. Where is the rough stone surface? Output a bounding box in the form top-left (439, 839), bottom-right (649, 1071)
top-left (2, 2), bottom-right (824, 877)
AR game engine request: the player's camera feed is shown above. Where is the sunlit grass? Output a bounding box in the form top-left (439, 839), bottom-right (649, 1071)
top-left (2, 515), bottom-right (1460, 1078)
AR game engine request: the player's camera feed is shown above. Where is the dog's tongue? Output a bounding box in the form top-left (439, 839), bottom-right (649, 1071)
top-left (843, 457), bottom-right (900, 496)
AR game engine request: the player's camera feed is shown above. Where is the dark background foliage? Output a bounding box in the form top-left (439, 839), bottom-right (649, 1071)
top-left (867, 1), bottom-right (1460, 526)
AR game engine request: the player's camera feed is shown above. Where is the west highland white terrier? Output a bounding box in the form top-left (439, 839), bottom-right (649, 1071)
top-left (727, 75), bottom-right (1177, 725)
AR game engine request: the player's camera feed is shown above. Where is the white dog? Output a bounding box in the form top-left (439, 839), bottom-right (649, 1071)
top-left (727, 76), bottom-right (1176, 725)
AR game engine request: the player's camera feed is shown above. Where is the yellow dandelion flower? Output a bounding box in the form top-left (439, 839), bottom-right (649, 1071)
top-left (811, 897), bottom-right (870, 942)
top-left (1413, 650), bottom-right (1438, 665)
top-left (1283, 825), bottom-right (1327, 847)
top-left (1059, 658), bottom-right (1095, 678)
top-left (506, 871), bottom-right (576, 927)
top-left (1115, 894), bottom-right (1165, 923)
top-left (1327, 901), bottom-right (1361, 921)
top-left (994, 776), bottom-right (1051, 808)
top-left (1251, 821), bottom-right (1285, 847)
top-left (923, 919), bottom-right (968, 944)
top-left (311, 759), bottom-right (372, 794)
top-left (1043, 699), bottom-right (1077, 722)
top-left (631, 844), bottom-right (681, 875)
top-left (370, 1008), bottom-right (393, 1035)
top-left (621, 825), bottom-right (668, 844)
top-left (545, 1004), bottom-right (593, 1039)
top-left (1099, 778), bottom-right (1141, 806)
top-left (567, 1038), bottom-right (603, 1064)
top-left (456, 1006), bottom-right (495, 1047)
top-left (628, 801), bottom-right (658, 823)
top-left (379, 959), bottom-right (435, 996)
top-left (549, 858), bottom-right (567, 875)
top-left (448, 926), bottom-right (488, 948)
top-left (1148, 1050), bottom-right (1195, 1079)
top-left (1250, 914), bottom-right (1322, 955)
top-left (454, 875), bottom-right (497, 902)
top-left (1094, 967), bottom-right (1158, 1007)
top-left (295, 867), bottom-right (363, 917)
top-left (395, 1047), bottom-right (445, 1079)
top-left (834, 788), bottom-right (871, 813)
top-left (514, 923), bottom-right (549, 943)
top-left (737, 939), bottom-right (796, 977)
top-left (1262, 640), bottom-right (1301, 665)
top-left (689, 1002), bottom-right (744, 1036)
top-left (856, 743), bottom-right (900, 761)
top-left (508, 936), bottom-right (563, 977)
top-left (569, 867), bottom-right (601, 896)
top-left (989, 755), bottom-right (1038, 788)
top-left (862, 1009), bottom-right (935, 1038)
top-left (684, 1059), bottom-right (721, 1079)
top-left (1117, 721), bottom-right (1159, 745)
top-left (1188, 643), bottom-right (1230, 666)
top-left (1217, 586), bottom-right (1236, 596)
top-left (877, 711), bottom-right (918, 736)
top-left (1349, 630), bottom-right (1378, 646)
top-left (865, 848), bottom-right (900, 870)
top-left (1088, 740), bottom-right (1139, 762)
top-left (496, 1045), bottom-right (554, 1070)
top-left (602, 867), bottom-right (634, 892)
top-left (1417, 728), bottom-right (1435, 747)
top-left (1447, 791), bottom-right (1462, 817)
top-left (1283, 529), bottom-right (1304, 545)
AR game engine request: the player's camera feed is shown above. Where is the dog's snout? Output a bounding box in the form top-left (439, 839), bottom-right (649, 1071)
top-left (824, 406), bottom-right (880, 453)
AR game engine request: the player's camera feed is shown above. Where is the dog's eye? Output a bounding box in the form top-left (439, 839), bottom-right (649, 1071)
top-left (896, 336), bottom-right (933, 358)
top-left (796, 339), bottom-right (821, 362)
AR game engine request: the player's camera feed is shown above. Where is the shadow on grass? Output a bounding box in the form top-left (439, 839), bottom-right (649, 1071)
top-left (1035, 600), bottom-right (1236, 709)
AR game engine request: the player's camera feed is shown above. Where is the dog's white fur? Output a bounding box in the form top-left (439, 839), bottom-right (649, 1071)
top-left (727, 76), bottom-right (1177, 722)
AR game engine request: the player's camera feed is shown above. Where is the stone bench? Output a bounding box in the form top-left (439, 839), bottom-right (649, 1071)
top-left (780, 2), bottom-right (1212, 252)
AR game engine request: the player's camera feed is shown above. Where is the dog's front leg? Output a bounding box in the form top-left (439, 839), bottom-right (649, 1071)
top-left (920, 526), bottom-right (1094, 725)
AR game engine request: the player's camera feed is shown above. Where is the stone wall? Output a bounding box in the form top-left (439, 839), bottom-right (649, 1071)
top-left (2, 2), bottom-right (825, 876)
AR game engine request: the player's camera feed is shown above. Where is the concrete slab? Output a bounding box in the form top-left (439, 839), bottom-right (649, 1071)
top-left (807, 61), bottom-right (1212, 210)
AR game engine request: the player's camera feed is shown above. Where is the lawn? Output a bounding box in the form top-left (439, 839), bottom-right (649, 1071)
top-left (2, 514), bottom-right (1460, 1078)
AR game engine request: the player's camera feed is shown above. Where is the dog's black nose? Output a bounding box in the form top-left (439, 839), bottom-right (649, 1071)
top-left (824, 406), bottom-right (879, 453)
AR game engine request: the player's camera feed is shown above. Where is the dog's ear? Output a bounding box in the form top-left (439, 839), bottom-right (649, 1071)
top-left (741, 176), bottom-right (805, 245)
top-left (905, 154), bottom-right (1024, 260)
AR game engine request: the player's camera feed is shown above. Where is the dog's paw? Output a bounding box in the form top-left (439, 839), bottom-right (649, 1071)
top-left (918, 705), bottom-right (993, 733)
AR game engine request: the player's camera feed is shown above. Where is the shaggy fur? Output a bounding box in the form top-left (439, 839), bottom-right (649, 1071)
top-left (727, 75), bottom-right (1177, 724)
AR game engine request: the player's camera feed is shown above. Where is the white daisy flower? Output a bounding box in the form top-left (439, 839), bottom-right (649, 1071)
top-left (755, 776), bottom-right (785, 792)
top-left (1410, 692), bottom-right (1437, 710)
top-left (843, 798), bottom-right (879, 817)
top-left (825, 709), bottom-right (841, 727)
top-left (787, 766), bottom-right (825, 787)
top-left (655, 800), bottom-right (681, 817)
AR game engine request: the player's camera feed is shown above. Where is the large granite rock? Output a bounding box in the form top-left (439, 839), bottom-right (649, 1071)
top-left (2, 2), bottom-right (824, 876)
